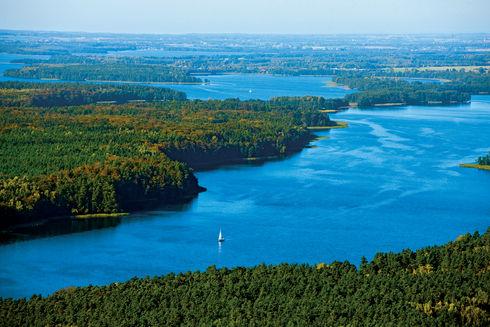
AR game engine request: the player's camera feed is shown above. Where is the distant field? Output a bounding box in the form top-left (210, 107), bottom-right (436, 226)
top-left (393, 66), bottom-right (490, 72)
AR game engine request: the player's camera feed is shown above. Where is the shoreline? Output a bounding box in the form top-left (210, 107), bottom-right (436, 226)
top-left (0, 123), bottom-right (340, 242)
top-left (85, 79), bottom-right (205, 85)
top-left (190, 143), bottom-right (313, 172)
top-left (4, 76), bottom-right (206, 85)
top-left (460, 163), bottom-right (490, 171)
top-left (75, 212), bottom-right (129, 219)
top-left (307, 121), bottom-right (348, 130)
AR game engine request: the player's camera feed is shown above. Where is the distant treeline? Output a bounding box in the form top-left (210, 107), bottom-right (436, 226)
top-left (0, 82), bottom-right (186, 107)
top-left (335, 72), bottom-right (490, 107)
top-left (0, 96), bottom-right (336, 228)
top-left (478, 153), bottom-right (490, 166)
top-left (5, 56), bottom-right (489, 109)
top-left (334, 69), bottom-right (489, 107)
top-left (1, 229), bottom-right (488, 326)
top-left (337, 77), bottom-right (471, 107)
top-left (5, 64), bottom-right (202, 83)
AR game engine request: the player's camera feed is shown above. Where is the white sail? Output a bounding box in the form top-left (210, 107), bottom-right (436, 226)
top-left (218, 229), bottom-right (224, 242)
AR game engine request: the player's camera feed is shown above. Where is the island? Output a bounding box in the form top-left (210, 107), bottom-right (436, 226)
top-left (461, 153), bottom-right (490, 171)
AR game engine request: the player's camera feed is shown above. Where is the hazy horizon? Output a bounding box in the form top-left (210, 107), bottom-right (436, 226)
top-left (2, 27), bottom-right (490, 37)
top-left (1, 0), bottom-right (490, 35)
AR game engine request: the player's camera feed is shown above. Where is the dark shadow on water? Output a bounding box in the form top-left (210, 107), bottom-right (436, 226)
top-left (0, 198), bottom-right (200, 245)
top-left (127, 200), bottom-right (197, 219)
top-left (0, 216), bottom-right (123, 245)
top-left (193, 136), bottom-right (330, 173)
top-left (0, 134), bottom-right (330, 245)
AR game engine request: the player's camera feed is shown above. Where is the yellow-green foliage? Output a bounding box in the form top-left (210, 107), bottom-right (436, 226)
top-left (412, 263), bottom-right (434, 275)
top-left (1, 96), bottom-right (332, 225)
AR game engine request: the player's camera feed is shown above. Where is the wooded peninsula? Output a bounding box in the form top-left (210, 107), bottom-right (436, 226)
top-left (1, 66), bottom-right (489, 231)
top-left (0, 83), bottom-right (339, 230)
top-left (0, 32), bottom-right (488, 326)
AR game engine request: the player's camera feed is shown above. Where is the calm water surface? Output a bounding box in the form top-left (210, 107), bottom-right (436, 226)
top-left (0, 53), bottom-right (351, 100)
top-left (1, 98), bottom-right (489, 298)
top-left (0, 52), bottom-right (489, 298)
top-left (167, 74), bottom-right (351, 100)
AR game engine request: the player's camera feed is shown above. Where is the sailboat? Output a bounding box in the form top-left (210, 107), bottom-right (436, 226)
top-left (218, 228), bottom-right (225, 243)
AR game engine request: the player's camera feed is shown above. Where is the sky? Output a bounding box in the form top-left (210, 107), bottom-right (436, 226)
top-left (1, 0), bottom-right (490, 35)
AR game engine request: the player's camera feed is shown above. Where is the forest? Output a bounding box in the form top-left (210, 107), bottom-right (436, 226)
top-left (0, 81), bottom-right (186, 106)
top-left (4, 63), bottom-right (202, 83)
top-left (0, 32), bottom-right (488, 324)
top-left (1, 59), bottom-right (489, 229)
top-left (1, 66), bottom-right (488, 229)
top-left (333, 69), bottom-right (489, 106)
top-left (0, 229), bottom-right (488, 326)
top-left (6, 63), bottom-right (487, 109)
top-left (0, 96), bottom-right (336, 228)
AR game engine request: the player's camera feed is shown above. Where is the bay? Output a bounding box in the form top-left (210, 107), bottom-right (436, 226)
top-left (1, 97), bottom-right (489, 299)
top-left (0, 53), bottom-right (351, 100)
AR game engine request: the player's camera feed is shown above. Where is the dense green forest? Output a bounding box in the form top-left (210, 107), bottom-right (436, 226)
top-left (4, 64), bottom-right (202, 83)
top-left (0, 96), bottom-right (335, 228)
top-left (0, 82), bottom-right (186, 106)
top-left (0, 229), bottom-right (488, 326)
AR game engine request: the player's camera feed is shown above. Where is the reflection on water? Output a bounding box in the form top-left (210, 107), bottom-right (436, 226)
top-left (0, 53), bottom-right (353, 101)
top-left (1, 217), bottom-right (122, 244)
top-left (1, 100), bottom-right (489, 299)
top-left (0, 54), bottom-right (489, 299)
top-left (1, 201), bottom-right (199, 245)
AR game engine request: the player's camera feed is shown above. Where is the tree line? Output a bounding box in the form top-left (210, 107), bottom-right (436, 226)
top-left (478, 153), bottom-right (490, 166)
top-left (334, 69), bottom-right (489, 107)
top-left (0, 229), bottom-right (488, 326)
top-left (5, 63), bottom-right (202, 83)
top-left (0, 96), bottom-right (335, 228)
top-left (0, 81), bottom-right (186, 107)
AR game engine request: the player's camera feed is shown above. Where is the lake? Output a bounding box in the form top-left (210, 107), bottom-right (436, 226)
top-left (0, 53), bottom-right (351, 100)
top-left (0, 53), bottom-right (489, 299)
top-left (164, 74), bottom-right (351, 100)
top-left (1, 95), bottom-right (489, 299)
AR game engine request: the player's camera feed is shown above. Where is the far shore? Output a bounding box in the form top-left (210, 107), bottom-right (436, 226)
top-left (85, 79), bottom-right (205, 85)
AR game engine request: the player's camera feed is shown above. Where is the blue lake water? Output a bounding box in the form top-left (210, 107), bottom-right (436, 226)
top-left (167, 74), bottom-right (352, 100)
top-left (1, 97), bottom-right (489, 299)
top-left (0, 52), bottom-right (489, 298)
top-left (0, 53), bottom-right (351, 100)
